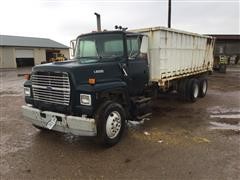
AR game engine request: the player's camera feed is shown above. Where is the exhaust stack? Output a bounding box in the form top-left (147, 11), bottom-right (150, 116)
top-left (168, 0), bottom-right (171, 28)
top-left (94, 12), bottom-right (101, 32)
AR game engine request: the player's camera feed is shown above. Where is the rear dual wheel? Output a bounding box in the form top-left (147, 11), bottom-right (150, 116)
top-left (179, 77), bottom-right (208, 102)
top-left (186, 79), bottom-right (199, 102)
top-left (198, 78), bottom-right (208, 98)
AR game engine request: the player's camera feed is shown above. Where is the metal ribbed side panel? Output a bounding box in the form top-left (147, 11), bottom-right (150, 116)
top-left (32, 72), bottom-right (70, 105)
top-left (133, 27), bottom-right (214, 81)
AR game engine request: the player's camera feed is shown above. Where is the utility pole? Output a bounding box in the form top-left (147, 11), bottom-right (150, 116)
top-left (168, 0), bottom-right (171, 28)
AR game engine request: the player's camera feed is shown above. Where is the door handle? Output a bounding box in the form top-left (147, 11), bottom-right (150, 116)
top-left (119, 63), bottom-right (128, 77)
top-left (122, 68), bottom-right (128, 77)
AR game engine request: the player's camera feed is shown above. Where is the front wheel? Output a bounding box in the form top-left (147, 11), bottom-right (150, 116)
top-left (95, 101), bottom-right (126, 147)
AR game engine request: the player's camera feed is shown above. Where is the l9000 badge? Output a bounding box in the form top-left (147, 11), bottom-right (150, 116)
top-left (93, 69), bottom-right (104, 74)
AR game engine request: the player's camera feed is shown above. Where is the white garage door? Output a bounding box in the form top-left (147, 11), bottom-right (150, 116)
top-left (16, 49), bottom-right (34, 58)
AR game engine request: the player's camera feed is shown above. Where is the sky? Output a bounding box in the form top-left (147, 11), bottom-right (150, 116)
top-left (0, 0), bottom-right (239, 46)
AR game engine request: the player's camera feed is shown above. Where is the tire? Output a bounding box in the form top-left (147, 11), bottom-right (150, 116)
top-left (186, 78), bottom-right (199, 102)
top-left (95, 101), bottom-right (126, 147)
top-left (219, 64), bottom-right (226, 73)
top-left (177, 79), bottom-right (188, 98)
top-left (198, 78), bottom-right (208, 98)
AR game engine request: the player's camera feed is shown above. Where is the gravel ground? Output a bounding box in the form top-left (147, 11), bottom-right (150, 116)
top-left (0, 67), bottom-right (239, 179)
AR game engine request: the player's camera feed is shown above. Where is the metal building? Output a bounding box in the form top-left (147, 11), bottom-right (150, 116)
top-left (209, 35), bottom-right (240, 64)
top-left (0, 35), bottom-right (70, 68)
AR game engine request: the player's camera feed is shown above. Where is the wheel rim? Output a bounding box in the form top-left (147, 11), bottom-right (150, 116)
top-left (193, 84), bottom-right (199, 98)
top-left (202, 81), bottom-right (207, 94)
top-left (106, 111), bottom-right (122, 139)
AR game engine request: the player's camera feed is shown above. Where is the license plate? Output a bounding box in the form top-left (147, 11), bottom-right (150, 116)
top-left (46, 116), bottom-right (57, 130)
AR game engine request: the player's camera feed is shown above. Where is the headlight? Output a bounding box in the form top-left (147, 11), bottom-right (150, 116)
top-left (80, 94), bottom-right (91, 106)
top-left (24, 87), bottom-right (31, 96)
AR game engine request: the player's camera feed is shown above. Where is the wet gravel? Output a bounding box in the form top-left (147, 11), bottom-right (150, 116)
top-left (0, 67), bottom-right (240, 179)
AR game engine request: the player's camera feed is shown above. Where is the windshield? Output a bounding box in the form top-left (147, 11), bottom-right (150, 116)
top-left (75, 33), bottom-right (124, 63)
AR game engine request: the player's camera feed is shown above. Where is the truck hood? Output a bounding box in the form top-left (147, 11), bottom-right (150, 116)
top-left (32, 59), bottom-right (123, 86)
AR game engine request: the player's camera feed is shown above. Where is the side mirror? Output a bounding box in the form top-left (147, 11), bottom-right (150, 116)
top-left (140, 35), bottom-right (148, 54)
top-left (70, 40), bottom-right (76, 57)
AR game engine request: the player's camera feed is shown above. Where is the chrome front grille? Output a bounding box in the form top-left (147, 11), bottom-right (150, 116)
top-left (32, 72), bottom-right (70, 105)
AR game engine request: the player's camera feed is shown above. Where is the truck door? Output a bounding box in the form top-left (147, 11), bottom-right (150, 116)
top-left (126, 35), bottom-right (149, 96)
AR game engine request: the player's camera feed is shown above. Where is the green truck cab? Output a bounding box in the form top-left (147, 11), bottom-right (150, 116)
top-left (22, 30), bottom-right (151, 146)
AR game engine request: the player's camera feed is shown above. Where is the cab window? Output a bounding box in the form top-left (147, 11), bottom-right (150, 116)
top-left (79, 40), bottom-right (97, 57)
top-left (103, 39), bottom-right (124, 56)
top-left (127, 36), bottom-right (141, 58)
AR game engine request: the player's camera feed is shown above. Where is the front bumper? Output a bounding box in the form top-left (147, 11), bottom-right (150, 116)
top-left (22, 105), bottom-right (97, 136)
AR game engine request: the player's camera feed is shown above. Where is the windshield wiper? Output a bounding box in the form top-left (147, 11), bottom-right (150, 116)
top-left (76, 56), bottom-right (101, 63)
top-left (100, 55), bottom-right (123, 60)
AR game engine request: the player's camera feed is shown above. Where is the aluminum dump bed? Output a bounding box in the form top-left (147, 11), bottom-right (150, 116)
top-left (133, 27), bottom-right (214, 84)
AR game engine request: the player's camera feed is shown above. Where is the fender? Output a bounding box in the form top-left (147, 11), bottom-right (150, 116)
top-left (94, 81), bottom-right (129, 104)
top-left (74, 81), bottom-right (129, 116)
top-left (94, 81), bottom-right (127, 92)
top-left (75, 81), bottom-right (127, 93)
